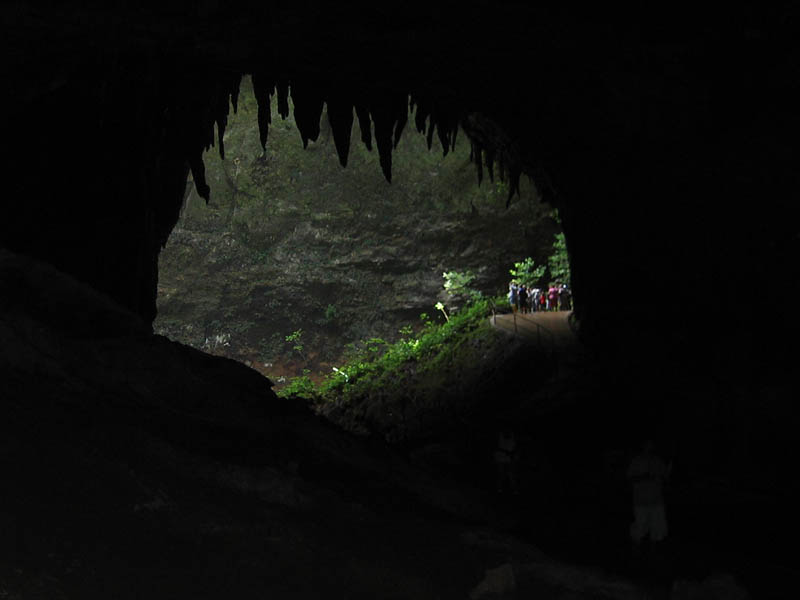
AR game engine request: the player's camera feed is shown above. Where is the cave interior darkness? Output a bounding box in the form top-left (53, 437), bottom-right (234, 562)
top-left (1, 2), bottom-right (798, 598)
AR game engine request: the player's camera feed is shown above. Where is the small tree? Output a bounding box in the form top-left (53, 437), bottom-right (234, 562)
top-left (285, 328), bottom-right (304, 359)
top-left (509, 257), bottom-right (546, 288)
top-left (443, 270), bottom-right (482, 307)
top-left (548, 233), bottom-right (571, 285)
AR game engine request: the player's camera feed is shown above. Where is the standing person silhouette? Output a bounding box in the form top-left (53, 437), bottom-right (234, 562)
top-left (627, 440), bottom-right (672, 566)
top-left (518, 285), bottom-right (528, 314)
top-left (508, 282), bottom-right (519, 314)
top-left (548, 284), bottom-right (559, 311)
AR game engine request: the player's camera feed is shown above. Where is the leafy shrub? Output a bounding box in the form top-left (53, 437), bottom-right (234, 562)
top-left (509, 257), bottom-right (546, 288)
top-left (548, 232), bottom-right (571, 285)
top-left (285, 328), bottom-right (304, 358)
top-left (443, 269), bottom-right (482, 303)
top-left (280, 370), bottom-right (316, 399)
top-left (323, 303), bottom-right (338, 323)
top-left (316, 298), bottom-right (492, 399)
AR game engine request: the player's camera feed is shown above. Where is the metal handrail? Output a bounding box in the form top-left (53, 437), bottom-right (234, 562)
top-left (491, 308), bottom-right (557, 350)
top-left (514, 312), bottom-right (557, 350)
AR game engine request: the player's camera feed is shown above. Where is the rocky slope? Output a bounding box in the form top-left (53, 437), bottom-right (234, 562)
top-left (1, 249), bottom-right (760, 599)
top-left (154, 77), bottom-right (560, 384)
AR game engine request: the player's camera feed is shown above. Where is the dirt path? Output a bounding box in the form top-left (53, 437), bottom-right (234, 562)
top-left (490, 311), bottom-right (585, 381)
top-left (491, 310), bottom-right (577, 348)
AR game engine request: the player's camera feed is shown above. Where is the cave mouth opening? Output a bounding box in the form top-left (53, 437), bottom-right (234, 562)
top-left (3, 7), bottom-right (795, 598)
top-left (154, 76), bottom-right (568, 392)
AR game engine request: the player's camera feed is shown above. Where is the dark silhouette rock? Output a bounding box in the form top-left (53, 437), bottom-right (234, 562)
top-left (0, 4), bottom-right (795, 597)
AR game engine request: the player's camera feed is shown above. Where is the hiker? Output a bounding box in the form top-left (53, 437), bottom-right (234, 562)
top-left (559, 284), bottom-right (572, 311)
top-left (548, 285), bottom-right (559, 311)
top-left (518, 285), bottom-right (528, 314)
top-left (508, 283), bottom-right (518, 313)
top-left (539, 290), bottom-right (547, 312)
top-left (627, 440), bottom-right (672, 560)
top-left (530, 288), bottom-right (540, 312)
top-left (494, 426), bottom-right (518, 493)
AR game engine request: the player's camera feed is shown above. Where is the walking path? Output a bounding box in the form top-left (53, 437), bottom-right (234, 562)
top-left (490, 310), bottom-right (580, 352)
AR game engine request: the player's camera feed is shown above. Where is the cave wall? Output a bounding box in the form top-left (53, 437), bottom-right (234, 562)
top-left (3, 3), bottom-right (797, 477)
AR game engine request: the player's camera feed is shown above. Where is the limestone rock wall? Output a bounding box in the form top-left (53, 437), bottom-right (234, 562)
top-left (154, 79), bottom-right (559, 377)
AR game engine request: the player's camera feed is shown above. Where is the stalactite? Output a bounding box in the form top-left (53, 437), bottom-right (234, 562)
top-left (327, 96), bottom-right (354, 167)
top-left (215, 89), bottom-right (230, 160)
top-left (216, 113), bottom-right (227, 159)
top-left (291, 83), bottom-right (323, 149)
top-left (204, 123), bottom-right (215, 152)
top-left (188, 150), bottom-right (210, 202)
top-left (355, 104), bottom-right (372, 151)
top-left (437, 123), bottom-right (450, 157)
top-left (533, 165), bottom-right (557, 202)
top-left (251, 72), bottom-right (274, 150)
top-left (371, 102), bottom-right (396, 182)
top-left (276, 81), bottom-right (289, 119)
top-left (393, 96), bottom-right (408, 149)
top-left (485, 147), bottom-right (495, 182)
top-left (506, 164), bottom-right (522, 207)
top-left (473, 143), bottom-right (483, 185)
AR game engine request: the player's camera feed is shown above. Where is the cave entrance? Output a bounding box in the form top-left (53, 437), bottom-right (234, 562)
top-left (154, 76), bottom-right (567, 391)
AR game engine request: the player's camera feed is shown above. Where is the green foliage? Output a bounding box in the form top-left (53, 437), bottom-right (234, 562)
top-left (281, 369), bottom-right (316, 399)
top-left (548, 232), bottom-right (571, 285)
top-left (311, 298), bottom-right (492, 399)
top-left (509, 257), bottom-right (546, 288)
top-left (361, 337), bottom-right (389, 358)
top-left (157, 77), bottom-right (557, 375)
top-left (285, 328), bottom-right (304, 358)
top-left (442, 269), bottom-right (482, 304)
top-left (508, 231), bottom-right (571, 289)
top-left (323, 303), bottom-right (338, 324)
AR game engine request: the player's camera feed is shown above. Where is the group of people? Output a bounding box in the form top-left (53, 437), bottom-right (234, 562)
top-left (508, 282), bottom-right (571, 313)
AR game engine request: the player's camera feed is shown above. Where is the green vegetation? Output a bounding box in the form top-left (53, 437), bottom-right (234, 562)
top-left (155, 76), bottom-right (563, 382)
top-left (442, 269), bottom-right (482, 304)
top-left (323, 303), bottom-right (338, 324)
top-left (508, 231), bottom-right (572, 289)
top-left (278, 298), bottom-right (494, 404)
top-left (280, 368), bottom-right (315, 397)
top-left (285, 328), bottom-right (304, 358)
top-left (509, 257), bottom-right (546, 287)
top-left (548, 232), bottom-right (571, 285)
